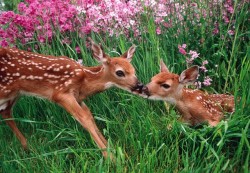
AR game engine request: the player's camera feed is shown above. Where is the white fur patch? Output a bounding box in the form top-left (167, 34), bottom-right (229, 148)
top-left (0, 98), bottom-right (8, 111)
top-left (164, 97), bottom-right (177, 104)
top-left (104, 82), bottom-right (131, 93)
top-left (148, 95), bottom-right (176, 104)
top-left (0, 97), bottom-right (15, 111)
top-left (83, 66), bottom-right (104, 75)
top-left (0, 102), bottom-right (8, 111)
top-left (104, 82), bottom-right (114, 89)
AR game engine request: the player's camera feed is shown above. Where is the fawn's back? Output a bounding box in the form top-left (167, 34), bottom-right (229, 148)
top-left (180, 89), bottom-right (234, 125)
top-left (0, 48), bottom-right (84, 99)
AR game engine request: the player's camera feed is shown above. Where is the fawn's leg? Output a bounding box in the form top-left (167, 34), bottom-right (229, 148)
top-left (55, 94), bottom-right (110, 158)
top-left (80, 102), bottom-right (108, 146)
top-left (1, 101), bottom-right (27, 149)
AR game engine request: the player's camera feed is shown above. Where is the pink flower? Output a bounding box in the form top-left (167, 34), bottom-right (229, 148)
top-left (227, 6), bottom-right (234, 14)
top-left (203, 76), bottom-right (212, 86)
top-left (213, 27), bottom-right (219, 35)
top-left (156, 27), bottom-right (161, 35)
top-left (178, 44), bottom-right (187, 55)
top-left (181, 44), bottom-right (187, 49)
top-left (189, 50), bottom-right (199, 59)
top-left (200, 60), bottom-right (209, 72)
top-left (199, 66), bottom-right (208, 72)
top-left (163, 21), bottom-right (172, 28)
top-left (75, 46), bottom-right (81, 54)
top-left (195, 81), bottom-right (202, 88)
top-left (228, 30), bottom-right (234, 35)
top-left (179, 47), bottom-right (186, 55)
top-left (38, 36), bottom-right (45, 43)
top-left (0, 40), bottom-right (8, 47)
top-left (77, 59), bottom-right (83, 64)
top-left (213, 22), bottom-right (219, 35)
top-left (202, 60), bottom-right (208, 65)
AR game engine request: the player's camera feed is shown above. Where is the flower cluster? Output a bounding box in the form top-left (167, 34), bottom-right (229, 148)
top-left (76, 0), bottom-right (143, 37)
top-left (0, 0), bottom-right (79, 47)
top-left (178, 44), bottom-right (212, 87)
top-left (210, 0), bottom-right (249, 36)
top-left (1, 0), bottom-right (242, 47)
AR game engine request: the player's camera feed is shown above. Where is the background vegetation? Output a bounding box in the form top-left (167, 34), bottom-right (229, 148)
top-left (0, 0), bottom-right (249, 172)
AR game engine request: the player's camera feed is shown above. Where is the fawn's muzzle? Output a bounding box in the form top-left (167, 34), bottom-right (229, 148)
top-left (131, 82), bottom-right (144, 94)
top-left (142, 86), bottom-right (150, 96)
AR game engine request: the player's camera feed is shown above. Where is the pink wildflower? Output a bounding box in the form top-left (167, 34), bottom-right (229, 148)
top-left (213, 22), bottom-right (219, 35)
top-left (178, 44), bottom-right (187, 55)
top-left (228, 30), bottom-right (234, 35)
top-left (181, 44), bottom-right (186, 49)
top-left (77, 59), bottom-right (83, 64)
top-left (189, 50), bottom-right (199, 59)
top-left (202, 60), bottom-right (208, 65)
top-left (227, 6), bottom-right (234, 14)
top-left (75, 46), bottom-right (81, 54)
top-left (195, 81), bottom-right (202, 88)
top-left (200, 66), bottom-right (208, 72)
top-left (200, 60), bottom-right (209, 72)
top-left (0, 40), bottom-right (8, 47)
top-left (156, 27), bottom-right (161, 35)
top-left (203, 76), bottom-right (212, 86)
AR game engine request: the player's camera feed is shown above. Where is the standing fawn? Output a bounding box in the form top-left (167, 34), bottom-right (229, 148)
top-left (143, 60), bottom-right (235, 126)
top-left (0, 38), bottom-right (144, 158)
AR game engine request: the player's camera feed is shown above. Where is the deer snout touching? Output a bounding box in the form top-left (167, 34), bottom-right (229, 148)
top-left (142, 86), bottom-right (150, 96)
top-left (131, 81), bottom-right (145, 94)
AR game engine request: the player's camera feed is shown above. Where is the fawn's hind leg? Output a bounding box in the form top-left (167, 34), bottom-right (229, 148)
top-left (1, 99), bottom-right (27, 149)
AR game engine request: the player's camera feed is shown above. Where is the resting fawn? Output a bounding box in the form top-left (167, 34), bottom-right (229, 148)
top-left (0, 38), bottom-right (144, 158)
top-left (143, 60), bottom-right (235, 126)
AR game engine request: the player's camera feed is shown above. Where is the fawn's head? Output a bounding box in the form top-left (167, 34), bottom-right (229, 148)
top-left (88, 38), bottom-right (144, 93)
top-left (144, 60), bottom-right (199, 103)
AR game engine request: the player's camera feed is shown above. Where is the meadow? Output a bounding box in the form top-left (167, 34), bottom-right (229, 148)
top-left (0, 0), bottom-right (249, 172)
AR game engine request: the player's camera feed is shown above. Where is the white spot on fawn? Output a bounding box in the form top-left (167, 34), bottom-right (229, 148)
top-left (64, 79), bottom-right (72, 87)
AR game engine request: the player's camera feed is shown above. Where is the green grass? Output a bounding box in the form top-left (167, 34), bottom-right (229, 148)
top-left (0, 2), bottom-right (250, 173)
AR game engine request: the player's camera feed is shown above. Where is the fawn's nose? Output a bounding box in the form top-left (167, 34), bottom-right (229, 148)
top-left (131, 81), bottom-right (144, 93)
top-left (137, 82), bottom-right (144, 90)
top-left (142, 86), bottom-right (150, 96)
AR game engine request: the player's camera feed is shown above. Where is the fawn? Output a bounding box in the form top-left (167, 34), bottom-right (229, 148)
top-left (0, 38), bottom-right (144, 158)
top-left (143, 60), bottom-right (235, 126)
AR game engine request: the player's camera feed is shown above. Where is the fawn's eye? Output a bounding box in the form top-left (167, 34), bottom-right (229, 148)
top-left (116, 70), bottom-right (125, 77)
top-left (161, 84), bottom-right (170, 89)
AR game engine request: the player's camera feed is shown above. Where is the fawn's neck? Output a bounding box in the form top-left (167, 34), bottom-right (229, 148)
top-left (79, 65), bottom-right (113, 99)
top-left (173, 88), bottom-right (200, 110)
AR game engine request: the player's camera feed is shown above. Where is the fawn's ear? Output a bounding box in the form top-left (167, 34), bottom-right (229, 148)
top-left (88, 37), bottom-right (108, 63)
top-left (122, 45), bottom-right (136, 62)
top-left (179, 66), bottom-right (199, 84)
top-left (160, 59), bottom-right (169, 73)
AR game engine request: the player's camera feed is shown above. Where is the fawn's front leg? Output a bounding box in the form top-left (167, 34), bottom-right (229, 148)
top-left (54, 93), bottom-right (110, 158)
top-left (1, 101), bottom-right (27, 149)
top-left (80, 102), bottom-right (108, 146)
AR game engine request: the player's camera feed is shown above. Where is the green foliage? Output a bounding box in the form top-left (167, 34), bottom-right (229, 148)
top-left (2, 0), bottom-right (22, 11)
top-left (0, 1), bottom-right (249, 173)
